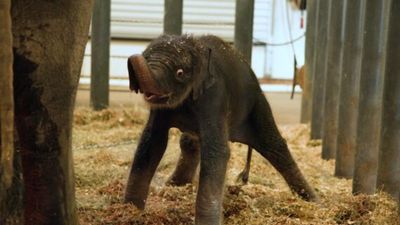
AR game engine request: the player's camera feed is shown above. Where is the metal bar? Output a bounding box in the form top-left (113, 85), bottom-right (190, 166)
top-left (352, 0), bottom-right (389, 195)
top-left (300, 0), bottom-right (317, 124)
top-left (310, 0), bottom-right (329, 139)
top-left (90, 0), bottom-right (111, 110)
top-left (335, 0), bottom-right (365, 178)
top-left (234, 0), bottom-right (255, 183)
top-left (321, 0), bottom-right (345, 160)
top-left (376, 0), bottom-right (400, 200)
top-left (164, 0), bottom-right (183, 35)
top-left (234, 0), bottom-right (255, 62)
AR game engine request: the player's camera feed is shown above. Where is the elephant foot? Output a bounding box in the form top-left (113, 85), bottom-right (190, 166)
top-left (124, 194), bottom-right (146, 210)
top-left (166, 173), bottom-right (194, 186)
top-left (300, 188), bottom-right (320, 203)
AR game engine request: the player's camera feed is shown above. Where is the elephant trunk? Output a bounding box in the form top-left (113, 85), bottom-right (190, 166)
top-left (127, 54), bottom-right (163, 95)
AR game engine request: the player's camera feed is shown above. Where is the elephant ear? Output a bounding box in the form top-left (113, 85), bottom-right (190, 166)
top-left (192, 48), bottom-right (217, 100)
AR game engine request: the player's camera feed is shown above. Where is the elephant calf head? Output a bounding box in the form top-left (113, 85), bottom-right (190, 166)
top-left (127, 35), bottom-right (212, 108)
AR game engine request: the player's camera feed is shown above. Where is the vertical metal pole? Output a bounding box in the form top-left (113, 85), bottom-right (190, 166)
top-left (90, 0), bottom-right (111, 110)
top-left (335, 0), bottom-right (365, 178)
top-left (310, 0), bottom-right (329, 139)
top-left (164, 0), bottom-right (183, 35)
top-left (376, 0), bottom-right (400, 200)
top-left (234, 0), bottom-right (255, 178)
top-left (234, 0), bottom-right (255, 62)
top-left (301, 0), bottom-right (317, 123)
top-left (352, 0), bottom-right (389, 195)
top-left (321, 0), bottom-right (345, 160)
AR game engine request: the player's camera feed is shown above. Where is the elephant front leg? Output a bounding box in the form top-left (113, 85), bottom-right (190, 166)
top-left (195, 124), bottom-right (230, 225)
top-left (124, 111), bottom-right (170, 209)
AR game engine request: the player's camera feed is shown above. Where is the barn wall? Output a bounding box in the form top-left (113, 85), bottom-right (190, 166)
top-left (81, 0), bottom-right (305, 89)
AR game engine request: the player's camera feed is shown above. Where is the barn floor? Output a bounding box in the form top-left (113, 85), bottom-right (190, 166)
top-left (72, 107), bottom-right (398, 225)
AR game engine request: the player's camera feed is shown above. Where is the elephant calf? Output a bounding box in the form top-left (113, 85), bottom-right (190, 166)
top-left (125, 34), bottom-right (318, 225)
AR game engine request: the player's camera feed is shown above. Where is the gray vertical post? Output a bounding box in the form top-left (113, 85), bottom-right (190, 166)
top-left (335, 0), bottom-right (365, 178)
top-left (352, 0), bottom-right (389, 195)
top-left (164, 0), bottom-right (183, 35)
top-left (301, 0), bottom-right (317, 123)
top-left (90, 0), bottom-right (111, 110)
top-left (234, 0), bottom-right (255, 62)
top-left (376, 0), bottom-right (400, 200)
top-left (234, 0), bottom-right (255, 176)
top-left (310, 0), bottom-right (329, 139)
top-left (321, 0), bottom-right (345, 160)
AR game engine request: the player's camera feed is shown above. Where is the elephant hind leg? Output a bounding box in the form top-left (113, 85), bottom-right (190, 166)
top-left (166, 132), bottom-right (200, 186)
top-left (250, 94), bottom-right (318, 202)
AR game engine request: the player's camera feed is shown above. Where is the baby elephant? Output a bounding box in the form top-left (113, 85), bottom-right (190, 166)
top-left (125, 34), bottom-right (318, 225)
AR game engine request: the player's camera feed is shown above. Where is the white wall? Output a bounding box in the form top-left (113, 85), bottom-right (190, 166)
top-left (82, 0), bottom-right (307, 84)
top-left (81, 40), bottom-right (266, 80)
top-left (265, 0), bottom-right (306, 79)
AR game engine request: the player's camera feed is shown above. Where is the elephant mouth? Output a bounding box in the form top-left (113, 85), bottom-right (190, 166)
top-left (127, 54), bottom-right (170, 104)
top-left (144, 92), bottom-right (170, 104)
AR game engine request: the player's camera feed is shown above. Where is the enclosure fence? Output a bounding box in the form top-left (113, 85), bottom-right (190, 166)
top-left (307, 0), bottom-right (400, 201)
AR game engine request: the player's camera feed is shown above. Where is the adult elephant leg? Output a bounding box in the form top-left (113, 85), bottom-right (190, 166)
top-left (250, 94), bottom-right (318, 202)
top-left (11, 1), bottom-right (94, 224)
top-left (0, 0), bottom-right (15, 222)
top-left (167, 132), bottom-right (200, 186)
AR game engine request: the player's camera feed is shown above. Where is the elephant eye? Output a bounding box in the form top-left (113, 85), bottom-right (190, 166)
top-left (176, 69), bottom-right (184, 80)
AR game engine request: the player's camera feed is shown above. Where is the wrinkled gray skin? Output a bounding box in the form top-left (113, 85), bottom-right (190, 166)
top-left (125, 34), bottom-right (318, 225)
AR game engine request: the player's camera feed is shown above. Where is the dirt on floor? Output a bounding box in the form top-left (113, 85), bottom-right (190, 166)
top-left (72, 107), bottom-right (399, 225)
